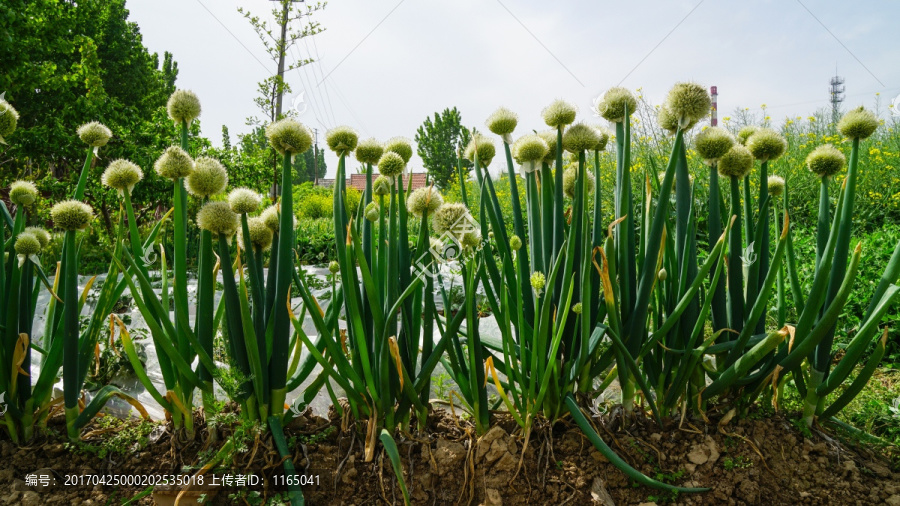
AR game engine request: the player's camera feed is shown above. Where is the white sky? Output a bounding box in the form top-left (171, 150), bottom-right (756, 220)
top-left (127, 0), bottom-right (900, 178)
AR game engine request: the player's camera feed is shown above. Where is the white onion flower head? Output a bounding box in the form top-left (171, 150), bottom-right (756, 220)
top-left (102, 159), bottom-right (143, 195)
top-left (77, 121), bottom-right (112, 148)
top-left (355, 138), bottom-right (383, 165)
top-left (51, 200), bottom-right (94, 231)
top-left (9, 180), bottom-right (38, 207)
top-left (838, 106), bottom-right (879, 140)
top-left (464, 134), bottom-right (496, 167)
top-left (0, 98), bottom-right (19, 143)
top-left (326, 126), bottom-right (359, 156)
top-left (717, 145), bottom-right (754, 179)
top-left (237, 216), bottom-right (274, 251)
top-left (485, 107), bottom-right (518, 142)
top-left (228, 187), bottom-right (262, 214)
top-left (562, 123), bottom-right (601, 154)
top-left (384, 137), bottom-right (414, 164)
top-left (154, 146), bottom-right (194, 180)
top-left (513, 134), bottom-right (549, 175)
top-left (197, 201), bottom-right (239, 240)
top-left (377, 152), bottom-right (406, 179)
top-left (594, 87), bottom-right (637, 123)
top-left (186, 157), bottom-right (228, 198)
top-left (665, 82), bottom-right (711, 128)
top-left (542, 99), bottom-right (577, 128)
top-left (23, 227), bottom-right (51, 249)
top-left (407, 186), bottom-right (443, 218)
top-left (266, 119), bottom-right (313, 155)
top-left (167, 89), bottom-right (202, 125)
top-left (806, 144), bottom-right (846, 179)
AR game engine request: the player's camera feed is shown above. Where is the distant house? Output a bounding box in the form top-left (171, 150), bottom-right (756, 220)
top-left (318, 173), bottom-right (429, 191)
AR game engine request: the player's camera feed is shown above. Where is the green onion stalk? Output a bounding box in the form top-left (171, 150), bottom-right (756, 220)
top-left (796, 109), bottom-right (900, 425)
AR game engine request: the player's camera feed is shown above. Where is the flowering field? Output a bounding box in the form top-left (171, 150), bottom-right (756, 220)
top-left (2, 81), bottom-right (900, 505)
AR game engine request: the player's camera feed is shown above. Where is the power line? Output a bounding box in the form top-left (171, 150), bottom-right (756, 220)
top-left (617, 0), bottom-right (705, 86)
top-left (289, 44), bottom-right (331, 130)
top-left (493, 0), bottom-right (584, 87)
top-left (193, 0), bottom-right (273, 75)
top-left (795, 0), bottom-right (885, 87)
top-left (304, 34), bottom-right (338, 126)
top-left (317, 0), bottom-right (408, 85)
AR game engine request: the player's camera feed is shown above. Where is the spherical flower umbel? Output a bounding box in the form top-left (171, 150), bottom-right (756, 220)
top-left (485, 107), bottom-right (518, 138)
top-left (15, 233), bottom-right (41, 257)
top-left (572, 303), bottom-right (583, 315)
top-left (694, 126), bottom-right (735, 163)
top-left (261, 204), bottom-right (281, 231)
top-left (538, 130), bottom-right (559, 164)
top-left (23, 227), bottom-right (51, 249)
top-left (51, 200), bottom-right (94, 231)
top-left (509, 235), bottom-right (522, 251)
top-left (563, 167), bottom-right (595, 199)
top-left (9, 180), bottom-right (38, 206)
top-left (530, 271), bottom-right (546, 296)
top-left (101, 159), bottom-right (143, 195)
top-left (659, 106), bottom-right (697, 134)
top-left (228, 187), bottom-right (262, 214)
top-left (365, 202), bottom-right (379, 222)
top-left (433, 203), bottom-right (472, 236)
top-left (717, 145), bottom-right (754, 179)
top-left (356, 138), bottom-right (383, 165)
top-left (197, 201), bottom-right (239, 239)
top-left (384, 137), bottom-right (414, 164)
top-left (838, 106), bottom-right (879, 140)
top-left (767, 175), bottom-right (785, 197)
top-left (154, 146), bottom-right (194, 180)
top-left (326, 125), bottom-right (359, 155)
top-left (806, 144), bottom-right (846, 179)
top-left (592, 126), bottom-right (610, 152)
top-left (594, 87), bottom-right (637, 123)
top-left (464, 134), bottom-right (496, 167)
top-left (562, 123), bottom-right (601, 154)
top-left (0, 98), bottom-right (19, 141)
top-left (665, 82), bottom-right (711, 128)
top-left (373, 175), bottom-right (391, 196)
top-left (328, 260), bottom-right (340, 274)
top-left (377, 152), bottom-right (406, 179)
top-left (167, 89), bottom-right (202, 125)
top-left (513, 134), bottom-right (550, 174)
top-left (461, 230), bottom-right (481, 250)
top-left (266, 118), bottom-right (313, 155)
top-left (737, 126), bottom-right (758, 146)
top-left (406, 186), bottom-right (443, 217)
top-left (542, 99), bottom-right (577, 128)
top-left (186, 157), bottom-right (228, 198)
top-left (237, 216), bottom-right (274, 251)
top-left (746, 128), bottom-right (787, 162)
top-left (77, 122), bottom-right (112, 148)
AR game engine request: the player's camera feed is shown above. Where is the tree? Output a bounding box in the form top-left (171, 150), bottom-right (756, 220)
top-left (295, 148), bottom-right (326, 183)
top-left (415, 107), bottom-right (472, 189)
top-left (0, 0), bottom-right (194, 236)
top-left (239, 0), bottom-right (326, 124)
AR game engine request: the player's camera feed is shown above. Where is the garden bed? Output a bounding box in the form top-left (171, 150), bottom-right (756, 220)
top-left (2, 409), bottom-right (898, 505)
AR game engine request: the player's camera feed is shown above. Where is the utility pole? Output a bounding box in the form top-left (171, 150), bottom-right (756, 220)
top-left (313, 128), bottom-right (319, 186)
top-left (710, 86), bottom-right (718, 126)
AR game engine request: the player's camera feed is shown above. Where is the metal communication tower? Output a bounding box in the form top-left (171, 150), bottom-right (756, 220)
top-left (830, 73), bottom-right (845, 125)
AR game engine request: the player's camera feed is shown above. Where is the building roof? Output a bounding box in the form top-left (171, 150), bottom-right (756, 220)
top-left (319, 172), bottom-right (429, 191)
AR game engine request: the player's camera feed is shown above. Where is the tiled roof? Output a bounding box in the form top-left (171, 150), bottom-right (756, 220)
top-left (328, 173), bottom-right (429, 191)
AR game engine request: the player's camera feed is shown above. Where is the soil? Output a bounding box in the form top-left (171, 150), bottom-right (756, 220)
top-left (1, 407), bottom-right (899, 505)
